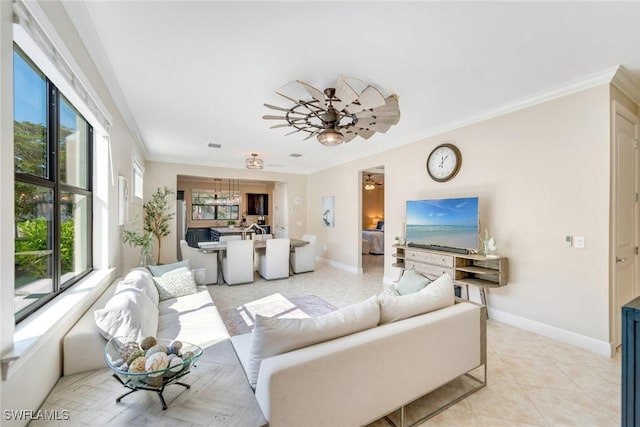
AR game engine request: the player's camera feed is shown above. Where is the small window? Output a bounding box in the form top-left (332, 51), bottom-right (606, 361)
top-left (133, 161), bottom-right (144, 201)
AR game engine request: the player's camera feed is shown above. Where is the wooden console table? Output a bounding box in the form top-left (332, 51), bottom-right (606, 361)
top-left (392, 245), bottom-right (508, 306)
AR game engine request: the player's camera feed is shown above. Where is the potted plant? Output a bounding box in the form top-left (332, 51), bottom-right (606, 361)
top-left (122, 186), bottom-right (174, 265)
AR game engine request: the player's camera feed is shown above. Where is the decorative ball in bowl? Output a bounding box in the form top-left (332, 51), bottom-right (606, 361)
top-left (104, 336), bottom-right (203, 388)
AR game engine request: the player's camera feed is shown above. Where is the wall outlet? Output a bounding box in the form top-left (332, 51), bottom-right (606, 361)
top-left (574, 236), bottom-right (585, 249)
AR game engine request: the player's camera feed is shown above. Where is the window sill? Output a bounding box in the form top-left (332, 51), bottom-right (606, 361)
top-left (1, 268), bottom-right (116, 380)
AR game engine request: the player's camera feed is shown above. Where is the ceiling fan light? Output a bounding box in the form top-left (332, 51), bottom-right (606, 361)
top-left (317, 128), bottom-right (344, 146)
top-left (246, 153), bottom-right (264, 169)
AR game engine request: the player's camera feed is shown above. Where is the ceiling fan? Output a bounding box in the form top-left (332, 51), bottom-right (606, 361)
top-left (364, 174), bottom-right (383, 191)
top-left (263, 76), bottom-right (400, 146)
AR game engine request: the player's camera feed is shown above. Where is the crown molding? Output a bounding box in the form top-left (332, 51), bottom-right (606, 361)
top-left (62, 1), bottom-right (149, 159)
top-left (611, 65), bottom-right (640, 105)
top-left (411, 66), bottom-right (623, 143)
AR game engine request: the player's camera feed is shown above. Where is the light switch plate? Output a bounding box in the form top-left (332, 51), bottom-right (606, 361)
top-left (574, 236), bottom-right (585, 249)
top-left (564, 235), bottom-right (572, 247)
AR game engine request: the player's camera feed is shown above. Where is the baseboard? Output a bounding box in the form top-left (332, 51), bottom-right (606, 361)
top-left (316, 257), bottom-right (362, 274)
top-left (488, 308), bottom-right (613, 357)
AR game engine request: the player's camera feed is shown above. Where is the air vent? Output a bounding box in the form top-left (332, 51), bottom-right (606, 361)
top-left (208, 143), bottom-right (222, 148)
top-left (289, 153), bottom-right (302, 158)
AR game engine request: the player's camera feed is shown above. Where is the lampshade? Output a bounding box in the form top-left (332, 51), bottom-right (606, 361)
top-left (317, 128), bottom-right (344, 146)
top-left (246, 153), bottom-right (264, 169)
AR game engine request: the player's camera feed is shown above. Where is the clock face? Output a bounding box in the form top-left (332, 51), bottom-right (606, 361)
top-left (426, 143), bottom-right (462, 182)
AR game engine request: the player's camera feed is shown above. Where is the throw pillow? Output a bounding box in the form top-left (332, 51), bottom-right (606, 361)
top-left (396, 269), bottom-right (430, 295)
top-left (379, 273), bottom-right (455, 325)
top-left (153, 267), bottom-right (198, 301)
top-left (247, 295), bottom-right (380, 387)
top-left (94, 287), bottom-right (159, 341)
top-left (117, 268), bottom-right (160, 306)
top-left (148, 259), bottom-right (190, 277)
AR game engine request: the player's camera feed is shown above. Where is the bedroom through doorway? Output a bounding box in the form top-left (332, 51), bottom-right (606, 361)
top-left (361, 166), bottom-right (385, 273)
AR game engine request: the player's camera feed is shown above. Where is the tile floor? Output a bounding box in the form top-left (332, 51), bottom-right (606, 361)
top-left (209, 255), bottom-right (621, 427)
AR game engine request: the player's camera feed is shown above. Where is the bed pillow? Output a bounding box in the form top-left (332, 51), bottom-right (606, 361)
top-left (94, 287), bottom-right (159, 341)
top-left (117, 267), bottom-right (160, 306)
top-left (379, 273), bottom-right (455, 325)
top-left (396, 269), bottom-right (430, 295)
top-left (148, 259), bottom-right (190, 277)
top-left (153, 267), bottom-right (198, 301)
top-left (247, 295), bottom-right (380, 387)
top-left (376, 220), bottom-right (385, 230)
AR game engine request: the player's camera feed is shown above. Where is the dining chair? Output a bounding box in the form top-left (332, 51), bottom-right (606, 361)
top-left (257, 238), bottom-right (290, 280)
top-left (290, 234), bottom-right (316, 274)
top-left (221, 239), bottom-right (255, 285)
top-left (179, 240), bottom-right (218, 284)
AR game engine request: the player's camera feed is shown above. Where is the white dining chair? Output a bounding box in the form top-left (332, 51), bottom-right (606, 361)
top-left (257, 238), bottom-right (290, 280)
top-left (179, 240), bottom-right (218, 284)
top-left (221, 239), bottom-right (255, 285)
top-left (290, 234), bottom-right (316, 274)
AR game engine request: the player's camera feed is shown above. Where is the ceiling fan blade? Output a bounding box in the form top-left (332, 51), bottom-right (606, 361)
top-left (284, 128), bottom-right (302, 136)
top-left (355, 128), bottom-right (376, 139)
top-left (270, 123), bottom-right (291, 129)
top-left (275, 91), bottom-right (302, 104)
top-left (355, 121), bottom-right (391, 133)
top-left (343, 132), bottom-right (358, 143)
top-left (263, 115), bottom-right (288, 120)
top-left (351, 86), bottom-right (386, 112)
top-left (357, 94), bottom-right (400, 117)
top-left (303, 131), bottom-right (319, 141)
top-left (296, 80), bottom-right (328, 110)
top-left (334, 77), bottom-right (359, 110)
top-left (264, 103), bottom-right (291, 112)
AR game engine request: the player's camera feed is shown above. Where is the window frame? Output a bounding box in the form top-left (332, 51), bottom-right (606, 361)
top-left (13, 44), bottom-right (93, 324)
top-left (190, 190), bottom-right (240, 221)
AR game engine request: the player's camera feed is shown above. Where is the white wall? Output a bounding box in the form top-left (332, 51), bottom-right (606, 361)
top-left (308, 85), bottom-right (613, 351)
top-left (142, 161), bottom-right (307, 271)
top-left (1, 2), bottom-right (142, 424)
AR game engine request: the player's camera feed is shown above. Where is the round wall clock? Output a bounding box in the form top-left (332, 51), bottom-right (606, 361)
top-left (426, 143), bottom-right (462, 182)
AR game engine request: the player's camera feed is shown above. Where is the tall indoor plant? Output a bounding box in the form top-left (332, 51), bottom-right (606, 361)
top-left (122, 186), bottom-right (175, 265)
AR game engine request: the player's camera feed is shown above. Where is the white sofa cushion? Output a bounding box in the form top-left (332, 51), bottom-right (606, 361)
top-left (153, 267), bottom-right (198, 301)
top-left (247, 295), bottom-right (380, 386)
top-left (396, 269), bottom-right (430, 295)
top-left (379, 273), bottom-right (455, 325)
top-left (117, 267), bottom-right (160, 306)
top-left (148, 259), bottom-right (190, 277)
top-left (94, 287), bottom-right (159, 341)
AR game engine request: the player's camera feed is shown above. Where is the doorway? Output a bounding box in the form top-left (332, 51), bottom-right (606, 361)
top-left (361, 167), bottom-right (385, 273)
top-left (612, 101), bottom-right (640, 349)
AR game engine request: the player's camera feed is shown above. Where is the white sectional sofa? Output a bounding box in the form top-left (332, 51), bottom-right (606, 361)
top-left (63, 267), bottom-right (229, 376)
top-left (231, 287), bottom-right (487, 426)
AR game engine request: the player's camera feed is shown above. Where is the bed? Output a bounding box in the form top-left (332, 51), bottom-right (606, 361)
top-left (362, 221), bottom-right (385, 255)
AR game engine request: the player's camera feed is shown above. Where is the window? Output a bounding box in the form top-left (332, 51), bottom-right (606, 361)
top-left (13, 45), bottom-right (93, 323)
top-left (133, 159), bottom-right (144, 201)
top-left (191, 190), bottom-right (239, 220)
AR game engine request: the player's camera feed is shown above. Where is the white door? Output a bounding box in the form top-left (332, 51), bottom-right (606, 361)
top-left (274, 182), bottom-right (288, 238)
top-left (613, 101), bottom-right (640, 348)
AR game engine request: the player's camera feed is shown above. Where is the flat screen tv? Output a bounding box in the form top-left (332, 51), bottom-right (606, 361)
top-left (405, 197), bottom-right (479, 250)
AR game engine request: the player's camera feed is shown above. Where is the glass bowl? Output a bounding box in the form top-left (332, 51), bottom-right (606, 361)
top-left (104, 337), bottom-right (203, 389)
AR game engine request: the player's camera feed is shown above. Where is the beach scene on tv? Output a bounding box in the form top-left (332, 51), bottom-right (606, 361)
top-left (406, 197), bottom-right (479, 250)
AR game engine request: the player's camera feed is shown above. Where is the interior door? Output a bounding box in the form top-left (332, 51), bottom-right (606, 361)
top-left (613, 101), bottom-right (640, 348)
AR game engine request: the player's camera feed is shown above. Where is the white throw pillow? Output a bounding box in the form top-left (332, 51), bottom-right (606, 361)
top-left (94, 287), bottom-right (159, 341)
top-left (396, 269), bottom-right (430, 295)
top-left (247, 295), bottom-right (380, 387)
top-left (378, 283), bottom-right (400, 300)
top-left (153, 267), bottom-right (198, 302)
top-left (117, 268), bottom-right (160, 306)
top-left (379, 273), bottom-right (455, 325)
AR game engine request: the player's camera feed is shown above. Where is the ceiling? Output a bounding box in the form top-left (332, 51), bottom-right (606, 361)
top-left (64, 1), bottom-right (640, 175)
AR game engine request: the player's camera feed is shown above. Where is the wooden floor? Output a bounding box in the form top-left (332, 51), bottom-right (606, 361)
top-left (32, 340), bottom-right (266, 427)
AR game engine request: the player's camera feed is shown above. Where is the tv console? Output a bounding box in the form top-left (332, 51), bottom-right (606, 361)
top-left (407, 242), bottom-right (469, 254)
top-left (393, 244), bottom-right (508, 308)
